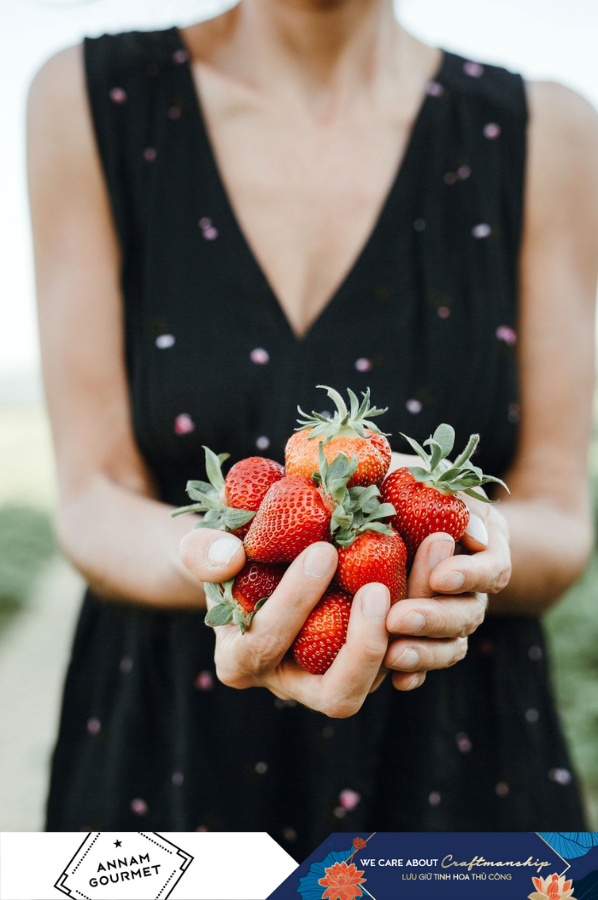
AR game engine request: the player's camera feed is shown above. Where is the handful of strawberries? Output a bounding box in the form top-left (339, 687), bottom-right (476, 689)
top-left (173, 386), bottom-right (507, 675)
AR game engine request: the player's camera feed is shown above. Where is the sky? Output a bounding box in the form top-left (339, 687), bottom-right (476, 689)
top-left (2, 0), bottom-right (598, 387)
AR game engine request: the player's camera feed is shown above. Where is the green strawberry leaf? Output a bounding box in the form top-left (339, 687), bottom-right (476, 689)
top-left (426, 439), bottom-right (444, 471)
top-left (365, 502), bottom-right (396, 522)
top-left (205, 603), bottom-right (234, 627)
top-left (462, 488), bottom-right (494, 503)
top-left (431, 423), bottom-right (455, 459)
top-left (452, 433), bottom-right (480, 468)
top-left (362, 521), bottom-right (393, 535)
top-left (400, 433), bottom-right (431, 467)
top-left (204, 581), bottom-right (224, 604)
top-left (194, 509), bottom-right (225, 529)
top-left (170, 502), bottom-right (205, 518)
top-left (203, 446), bottom-right (227, 493)
top-left (408, 466), bottom-right (432, 482)
top-left (222, 508), bottom-right (256, 530)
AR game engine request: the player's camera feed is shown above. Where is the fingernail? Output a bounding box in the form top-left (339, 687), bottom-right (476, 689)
top-left (428, 538), bottom-right (454, 569)
top-left (362, 583), bottom-right (390, 622)
top-left (397, 611), bottom-right (426, 634)
top-left (406, 673), bottom-right (425, 690)
top-left (303, 543), bottom-right (335, 578)
top-left (398, 647), bottom-right (420, 669)
top-left (465, 513), bottom-right (488, 546)
top-left (207, 536), bottom-right (242, 567)
top-left (438, 571), bottom-right (465, 591)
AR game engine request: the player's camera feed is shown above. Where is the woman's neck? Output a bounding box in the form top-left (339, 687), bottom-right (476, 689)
top-left (191, 0), bottom-right (406, 117)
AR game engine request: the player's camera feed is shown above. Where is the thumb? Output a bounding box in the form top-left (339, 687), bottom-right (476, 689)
top-left (407, 532), bottom-right (455, 598)
top-left (180, 528), bottom-right (246, 584)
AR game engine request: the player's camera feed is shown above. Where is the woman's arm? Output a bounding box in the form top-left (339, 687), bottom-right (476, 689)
top-left (494, 81), bottom-right (598, 612)
top-left (28, 46), bottom-right (205, 608)
top-left (424, 81), bottom-right (598, 616)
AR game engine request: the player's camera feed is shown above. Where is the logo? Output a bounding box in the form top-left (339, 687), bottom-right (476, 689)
top-left (55, 832), bottom-right (193, 899)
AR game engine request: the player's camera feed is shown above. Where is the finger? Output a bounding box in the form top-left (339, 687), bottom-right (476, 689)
top-left (316, 583), bottom-right (391, 717)
top-left (227, 542), bottom-right (338, 676)
top-left (386, 592), bottom-right (487, 638)
top-left (429, 510), bottom-right (511, 595)
top-left (392, 670), bottom-right (427, 692)
top-left (274, 582), bottom-right (390, 718)
top-left (460, 492), bottom-right (490, 553)
top-left (180, 528), bottom-right (246, 583)
top-left (384, 635), bottom-right (468, 672)
top-left (407, 532), bottom-right (455, 599)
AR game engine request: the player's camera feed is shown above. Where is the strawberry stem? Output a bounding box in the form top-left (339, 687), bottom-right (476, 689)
top-left (296, 385), bottom-right (390, 443)
top-left (401, 424), bottom-right (509, 500)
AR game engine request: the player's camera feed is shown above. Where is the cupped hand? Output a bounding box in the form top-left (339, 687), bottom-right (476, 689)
top-left (180, 529), bottom-right (391, 718)
top-left (384, 492), bottom-right (512, 691)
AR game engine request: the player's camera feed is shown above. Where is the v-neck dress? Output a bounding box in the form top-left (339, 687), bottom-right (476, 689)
top-left (46, 28), bottom-right (587, 851)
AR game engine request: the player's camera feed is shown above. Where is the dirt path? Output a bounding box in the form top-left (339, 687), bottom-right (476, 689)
top-left (0, 556), bottom-right (83, 830)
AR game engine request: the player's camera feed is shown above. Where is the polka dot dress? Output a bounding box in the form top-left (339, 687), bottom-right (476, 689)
top-left (45, 29), bottom-right (587, 852)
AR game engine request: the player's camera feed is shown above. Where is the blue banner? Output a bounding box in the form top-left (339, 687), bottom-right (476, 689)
top-left (267, 832), bottom-right (598, 900)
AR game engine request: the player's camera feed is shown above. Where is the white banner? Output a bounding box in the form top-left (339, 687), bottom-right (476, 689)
top-left (0, 832), bottom-right (298, 900)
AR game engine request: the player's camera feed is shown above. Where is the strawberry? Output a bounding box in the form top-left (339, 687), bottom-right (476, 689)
top-left (204, 561), bottom-right (285, 633)
top-left (285, 386), bottom-right (391, 487)
top-left (381, 424), bottom-right (508, 560)
top-left (336, 529), bottom-right (407, 605)
top-left (291, 587), bottom-right (352, 674)
top-left (224, 456), bottom-right (285, 518)
top-left (244, 446), bottom-right (359, 563)
top-left (171, 446), bottom-right (284, 537)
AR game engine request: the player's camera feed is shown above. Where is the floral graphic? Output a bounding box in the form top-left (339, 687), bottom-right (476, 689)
top-left (318, 861), bottom-right (366, 900)
top-left (528, 873), bottom-right (575, 900)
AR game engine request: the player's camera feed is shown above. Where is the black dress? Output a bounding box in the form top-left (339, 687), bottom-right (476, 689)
top-left (46, 28), bottom-right (587, 855)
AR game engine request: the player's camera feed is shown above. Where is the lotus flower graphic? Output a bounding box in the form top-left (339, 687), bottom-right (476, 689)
top-left (528, 873), bottom-right (575, 900)
top-left (318, 861), bottom-right (366, 900)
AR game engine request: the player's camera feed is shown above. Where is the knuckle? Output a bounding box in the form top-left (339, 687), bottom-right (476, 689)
top-left (432, 607), bottom-right (450, 637)
top-left (492, 560), bottom-right (512, 593)
top-left (464, 598), bottom-right (486, 635)
top-left (321, 696), bottom-right (361, 719)
top-left (454, 636), bottom-right (469, 663)
top-left (360, 636), bottom-right (389, 661)
top-left (214, 659), bottom-right (244, 689)
top-left (246, 632), bottom-right (288, 674)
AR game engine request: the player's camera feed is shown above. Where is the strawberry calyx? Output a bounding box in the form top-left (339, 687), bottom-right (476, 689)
top-left (204, 580), bottom-right (269, 633)
top-left (170, 445), bottom-right (256, 531)
top-left (334, 484), bottom-right (397, 549)
top-left (401, 424), bottom-right (509, 502)
top-left (313, 444), bottom-right (396, 546)
top-left (296, 385), bottom-right (390, 443)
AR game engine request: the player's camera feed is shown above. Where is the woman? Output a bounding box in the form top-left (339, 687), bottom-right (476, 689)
top-left (28, 0), bottom-right (597, 856)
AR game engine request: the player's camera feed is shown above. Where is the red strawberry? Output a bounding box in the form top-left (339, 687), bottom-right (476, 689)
top-left (243, 476), bottom-right (333, 563)
top-left (204, 561), bottom-right (285, 633)
top-left (225, 456), bottom-right (285, 513)
top-left (244, 447), bottom-right (359, 563)
top-left (285, 386), bottom-right (391, 487)
top-left (336, 528), bottom-right (407, 604)
top-left (291, 588), bottom-right (352, 674)
top-left (224, 456), bottom-right (285, 536)
top-left (171, 447), bottom-right (284, 537)
top-left (382, 424), bottom-right (508, 560)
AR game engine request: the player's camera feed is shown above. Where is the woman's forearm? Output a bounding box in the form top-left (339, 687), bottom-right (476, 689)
top-left (487, 497), bottom-right (593, 616)
top-left (57, 473), bottom-right (206, 608)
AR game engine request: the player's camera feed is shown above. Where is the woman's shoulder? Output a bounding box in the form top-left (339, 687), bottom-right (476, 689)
top-left (439, 51), bottom-right (528, 119)
top-left (29, 28), bottom-right (180, 107)
top-left (526, 79), bottom-right (598, 154)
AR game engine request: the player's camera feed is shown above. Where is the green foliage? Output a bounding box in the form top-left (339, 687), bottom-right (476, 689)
top-left (544, 477), bottom-right (598, 825)
top-left (0, 505), bottom-right (55, 629)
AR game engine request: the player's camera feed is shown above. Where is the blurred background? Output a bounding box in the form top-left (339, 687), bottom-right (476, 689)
top-left (1, 0), bottom-right (598, 831)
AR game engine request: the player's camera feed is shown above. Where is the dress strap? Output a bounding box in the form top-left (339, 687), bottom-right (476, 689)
top-left (83, 28), bottom-right (187, 259)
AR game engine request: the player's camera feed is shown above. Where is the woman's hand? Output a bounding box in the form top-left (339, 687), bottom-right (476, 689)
top-left (180, 530), bottom-right (391, 718)
top-left (384, 493), bottom-right (512, 691)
